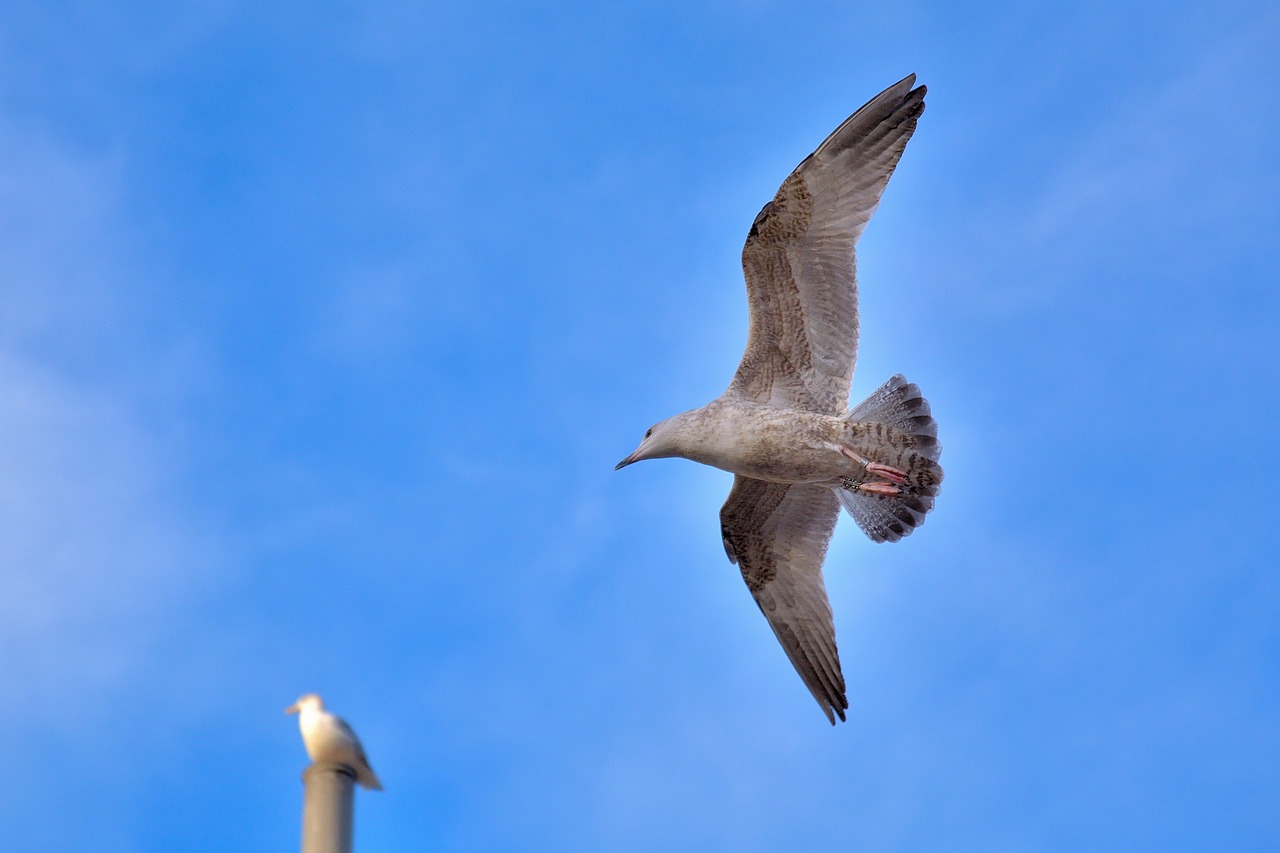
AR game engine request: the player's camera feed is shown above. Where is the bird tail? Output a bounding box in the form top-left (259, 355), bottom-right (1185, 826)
top-left (837, 375), bottom-right (943, 543)
top-left (356, 764), bottom-right (383, 791)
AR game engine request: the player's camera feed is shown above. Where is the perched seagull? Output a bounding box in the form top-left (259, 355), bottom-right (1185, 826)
top-left (616, 75), bottom-right (941, 724)
top-left (285, 693), bottom-right (383, 790)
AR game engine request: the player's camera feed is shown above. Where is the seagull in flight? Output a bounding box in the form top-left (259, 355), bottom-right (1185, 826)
top-left (616, 75), bottom-right (941, 723)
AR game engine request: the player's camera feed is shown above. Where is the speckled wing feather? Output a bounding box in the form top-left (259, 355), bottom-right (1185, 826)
top-left (720, 477), bottom-right (848, 723)
top-left (726, 75), bottom-right (926, 414)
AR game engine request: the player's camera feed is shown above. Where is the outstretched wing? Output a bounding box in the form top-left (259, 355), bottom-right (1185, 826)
top-left (726, 75), bottom-right (926, 414)
top-left (720, 477), bottom-right (848, 723)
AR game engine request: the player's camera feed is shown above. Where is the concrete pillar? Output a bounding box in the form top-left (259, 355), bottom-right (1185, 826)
top-left (300, 762), bottom-right (356, 853)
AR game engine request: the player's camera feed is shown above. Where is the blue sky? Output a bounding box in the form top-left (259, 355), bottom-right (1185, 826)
top-left (2, 1), bottom-right (1278, 850)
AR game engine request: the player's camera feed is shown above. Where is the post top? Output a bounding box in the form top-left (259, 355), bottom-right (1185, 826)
top-left (301, 762), bottom-right (359, 784)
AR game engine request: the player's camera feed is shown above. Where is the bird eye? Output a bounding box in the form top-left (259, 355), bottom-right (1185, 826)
top-left (644, 428), bottom-right (653, 439)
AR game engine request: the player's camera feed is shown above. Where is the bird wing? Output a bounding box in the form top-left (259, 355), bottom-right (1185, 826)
top-left (726, 75), bottom-right (926, 414)
top-left (720, 477), bottom-right (848, 723)
top-left (336, 715), bottom-right (383, 791)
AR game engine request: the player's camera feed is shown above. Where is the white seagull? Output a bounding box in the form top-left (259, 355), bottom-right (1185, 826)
top-left (616, 75), bottom-right (941, 724)
top-left (285, 693), bottom-right (383, 790)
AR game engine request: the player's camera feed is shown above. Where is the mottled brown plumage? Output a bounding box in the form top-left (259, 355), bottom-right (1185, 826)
top-left (617, 75), bottom-right (941, 724)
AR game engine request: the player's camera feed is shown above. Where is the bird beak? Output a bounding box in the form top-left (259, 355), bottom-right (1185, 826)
top-left (615, 452), bottom-right (637, 471)
top-left (284, 703), bottom-right (299, 715)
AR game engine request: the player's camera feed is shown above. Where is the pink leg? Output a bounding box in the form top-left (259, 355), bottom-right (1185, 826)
top-left (839, 446), bottom-right (869, 465)
top-left (857, 481), bottom-right (901, 497)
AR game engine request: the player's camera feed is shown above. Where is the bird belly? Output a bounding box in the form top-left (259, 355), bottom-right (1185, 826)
top-left (696, 409), bottom-right (849, 485)
top-left (717, 444), bottom-right (843, 484)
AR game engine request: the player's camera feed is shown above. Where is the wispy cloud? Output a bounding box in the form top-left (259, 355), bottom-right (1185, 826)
top-left (0, 113), bottom-right (220, 733)
top-left (1026, 17), bottom-right (1278, 246)
top-left (0, 355), bottom-right (216, 719)
top-left (949, 12), bottom-right (1280, 318)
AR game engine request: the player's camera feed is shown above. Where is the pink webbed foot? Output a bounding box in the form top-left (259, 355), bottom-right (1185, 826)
top-left (840, 446), bottom-right (908, 486)
top-left (857, 481), bottom-right (902, 497)
top-left (866, 462), bottom-right (907, 485)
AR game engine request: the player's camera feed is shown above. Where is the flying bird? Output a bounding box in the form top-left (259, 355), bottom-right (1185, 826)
top-left (616, 75), bottom-right (941, 724)
top-left (285, 693), bottom-right (383, 790)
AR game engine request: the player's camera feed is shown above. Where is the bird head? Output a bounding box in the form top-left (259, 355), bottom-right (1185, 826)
top-left (284, 693), bottom-right (325, 715)
top-left (616, 412), bottom-right (697, 470)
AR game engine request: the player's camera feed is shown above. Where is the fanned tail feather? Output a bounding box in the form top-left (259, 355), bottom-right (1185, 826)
top-left (839, 375), bottom-right (942, 543)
